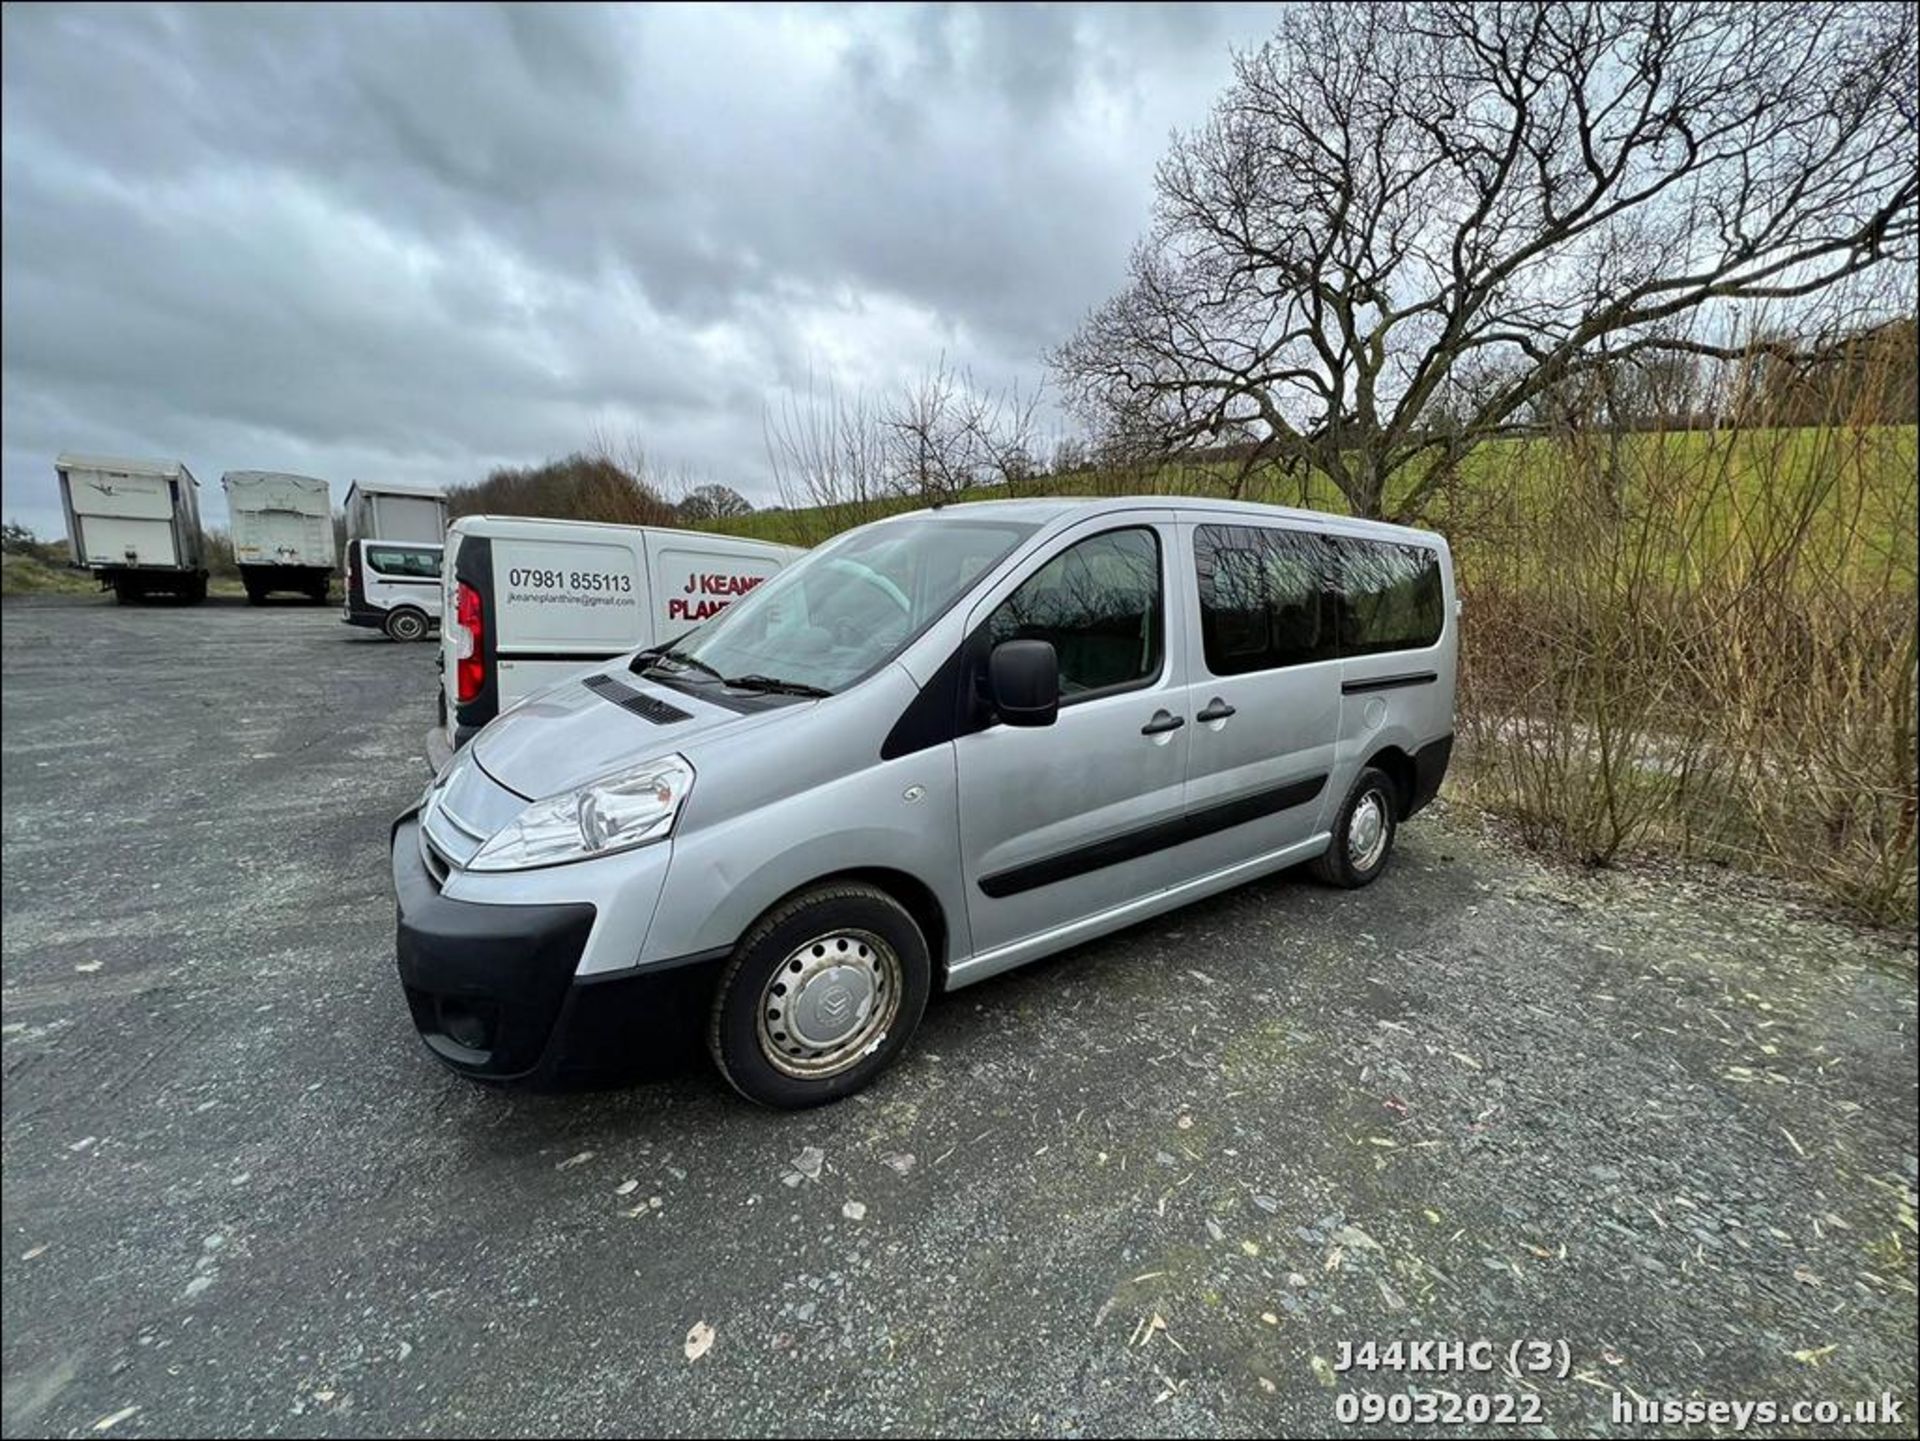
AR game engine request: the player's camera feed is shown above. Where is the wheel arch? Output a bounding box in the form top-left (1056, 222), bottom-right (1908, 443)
top-left (1362, 744), bottom-right (1416, 818)
top-left (747, 866), bottom-right (951, 989)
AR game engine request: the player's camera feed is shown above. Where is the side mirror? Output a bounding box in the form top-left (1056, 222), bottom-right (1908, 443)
top-left (989, 639), bottom-right (1059, 727)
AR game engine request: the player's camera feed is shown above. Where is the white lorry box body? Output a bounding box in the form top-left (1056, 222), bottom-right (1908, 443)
top-left (435, 514), bottom-right (801, 757)
top-left (55, 453), bottom-right (209, 602)
top-left (345, 480), bottom-right (448, 545)
top-left (222, 471), bottom-right (335, 603)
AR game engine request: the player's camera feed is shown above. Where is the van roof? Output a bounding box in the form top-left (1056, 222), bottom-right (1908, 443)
top-left (346, 479), bottom-right (447, 499)
top-left (222, 470), bottom-right (328, 489)
top-left (894, 494), bottom-right (1446, 545)
top-left (450, 514), bottom-right (800, 551)
top-left (56, 453), bottom-right (195, 483)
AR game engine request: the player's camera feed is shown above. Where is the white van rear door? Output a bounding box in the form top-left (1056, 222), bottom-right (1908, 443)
top-left (491, 532), bottom-right (650, 659)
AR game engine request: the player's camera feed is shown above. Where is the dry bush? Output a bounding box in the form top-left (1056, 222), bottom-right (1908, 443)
top-left (450, 451), bottom-right (677, 528)
top-left (1454, 339), bottom-right (1918, 923)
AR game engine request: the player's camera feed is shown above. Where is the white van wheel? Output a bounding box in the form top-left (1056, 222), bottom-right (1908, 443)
top-left (709, 882), bottom-right (930, 1108)
top-left (384, 607), bottom-right (428, 642)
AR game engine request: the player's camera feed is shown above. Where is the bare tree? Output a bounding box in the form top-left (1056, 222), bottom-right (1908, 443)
top-left (676, 482), bottom-right (755, 523)
top-left (1053, 1), bottom-right (1918, 519)
top-left (764, 363), bottom-right (1045, 539)
top-left (879, 359), bottom-right (1045, 502)
top-left (764, 375), bottom-right (895, 543)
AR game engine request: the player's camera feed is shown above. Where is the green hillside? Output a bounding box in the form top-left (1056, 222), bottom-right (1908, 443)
top-left (715, 425), bottom-right (1918, 589)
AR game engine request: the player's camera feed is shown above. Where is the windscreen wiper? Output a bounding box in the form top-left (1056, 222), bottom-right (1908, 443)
top-left (723, 673), bottom-right (834, 698)
top-left (635, 648), bottom-right (725, 683)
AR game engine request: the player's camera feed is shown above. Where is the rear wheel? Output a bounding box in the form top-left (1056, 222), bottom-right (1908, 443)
top-left (708, 883), bottom-right (931, 1109)
top-left (1308, 765), bottom-right (1399, 889)
top-left (384, 606), bottom-right (429, 642)
top-left (112, 578), bottom-right (136, 605)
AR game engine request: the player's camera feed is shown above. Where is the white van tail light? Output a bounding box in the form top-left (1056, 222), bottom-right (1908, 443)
top-left (455, 580), bottom-right (485, 702)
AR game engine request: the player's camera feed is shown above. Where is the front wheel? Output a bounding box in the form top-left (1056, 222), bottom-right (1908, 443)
top-left (708, 882), bottom-right (931, 1109)
top-left (1308, 766), bottom-right (1400, 889)
top-left (384, 607), bottom-right (429, 642)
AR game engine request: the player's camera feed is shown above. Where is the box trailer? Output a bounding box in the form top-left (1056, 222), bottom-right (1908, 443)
top-left (221, 472), bottom-right (335, 604)
top-left (345, 480), bottom-right (448, 546)
top-left (55, 454), bottom-right (209, 603)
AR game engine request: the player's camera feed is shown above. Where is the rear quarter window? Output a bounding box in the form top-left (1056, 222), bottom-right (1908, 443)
top-left (367, 546), bottom-right (442, 578)
top-left (1331, 537), bottom-right (1443, 655)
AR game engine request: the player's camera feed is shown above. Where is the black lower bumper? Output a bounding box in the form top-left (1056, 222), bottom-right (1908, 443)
top-left (1406, 733), bottom-right (1453, 817)
top-left (391, 817), bottom-right (724, 1085)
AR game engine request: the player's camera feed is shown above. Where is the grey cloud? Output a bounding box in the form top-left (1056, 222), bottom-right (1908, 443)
top-left (2, 2), bottom-right (1280, 533)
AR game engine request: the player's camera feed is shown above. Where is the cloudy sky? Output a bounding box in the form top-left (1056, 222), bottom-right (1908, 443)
top-left (1, 2), bottom-right (1280, 533)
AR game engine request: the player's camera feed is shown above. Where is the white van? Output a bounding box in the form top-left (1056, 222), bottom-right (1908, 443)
top-left (394, 497), bottom-right (1457, 1107)
top-left (435, 515), bottom-right (800, 761)
top-left (343, 538), bottom-right (444, 640)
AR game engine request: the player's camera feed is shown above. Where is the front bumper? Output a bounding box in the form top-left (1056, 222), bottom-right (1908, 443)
top-left (391, 816), bottom-right (723, 1083)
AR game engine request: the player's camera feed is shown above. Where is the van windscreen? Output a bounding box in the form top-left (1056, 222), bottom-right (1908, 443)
top-left (644, 517), bottom-right (1035, 695)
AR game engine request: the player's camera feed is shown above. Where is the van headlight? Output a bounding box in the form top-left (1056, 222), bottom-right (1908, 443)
top-left (468, 755), bottom-right (694, 872)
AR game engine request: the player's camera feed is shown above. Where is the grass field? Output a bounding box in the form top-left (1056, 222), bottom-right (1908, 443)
top-left (1, 553), bottom-right (296, 601)
top-left (0, 553), bottom-right (97, 596)
top-left (713, 425), bottom-right (1919, 588)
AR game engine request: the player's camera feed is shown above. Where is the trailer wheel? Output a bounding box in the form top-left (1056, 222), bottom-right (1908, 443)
top-left (112, 578), bottom-right (136, 605)
top-left (384, 606), bottom-right (429, 642)
top-left (185, 575), bottom-right (208, 604)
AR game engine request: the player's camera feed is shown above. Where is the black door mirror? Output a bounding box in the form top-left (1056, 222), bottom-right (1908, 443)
top-left (989, 639), bottom-right (1059, 727)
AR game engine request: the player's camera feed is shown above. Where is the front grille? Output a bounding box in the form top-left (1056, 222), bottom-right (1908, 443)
top-left (582, 673), bottom-right (692, 725)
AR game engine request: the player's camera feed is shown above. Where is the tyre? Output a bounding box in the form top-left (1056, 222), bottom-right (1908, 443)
top-left (184, 574), bottom-right (208, 604)
top-left (1308, 765), bottom-right (1400, 889)
top-left (112, 578), bottom-right (135, 605)
top-left (244, 582), bottom-right (264, 606)
top-left (708, 882), bottom-right (931, 1109)
top-left (384, 606), bottom-right (428, 642)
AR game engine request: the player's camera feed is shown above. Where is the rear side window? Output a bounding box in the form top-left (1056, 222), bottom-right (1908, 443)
top-left (988, 528), bottom-right (1162, 699)
top-left (367, 546), bottom-right (441, 579)
top-left (1331, 538), bottom-right (1443, 655)
top-left (1194, 524), bottom-right (1333, 674)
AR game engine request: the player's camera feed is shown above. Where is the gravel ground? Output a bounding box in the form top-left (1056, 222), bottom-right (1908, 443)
top-left (2, 596), bottom-right (1915, 1439)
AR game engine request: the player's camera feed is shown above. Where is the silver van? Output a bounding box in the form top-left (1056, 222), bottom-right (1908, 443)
top-left (392, 498), bottom-right (1456, 1107)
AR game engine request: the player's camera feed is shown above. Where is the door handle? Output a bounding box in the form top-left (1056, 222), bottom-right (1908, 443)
top-left (1140, 710), bottom-right (1186, 736)
top-left (1196, 698), bottom-right (1236, 723)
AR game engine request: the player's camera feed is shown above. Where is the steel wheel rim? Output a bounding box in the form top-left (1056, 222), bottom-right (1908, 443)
top-left (1348, 789), bottom-right (1390, 871)
top-left (757, 929), bottom-right (901, 1079)
top-left (393, 613), bottom-right (422, 639)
